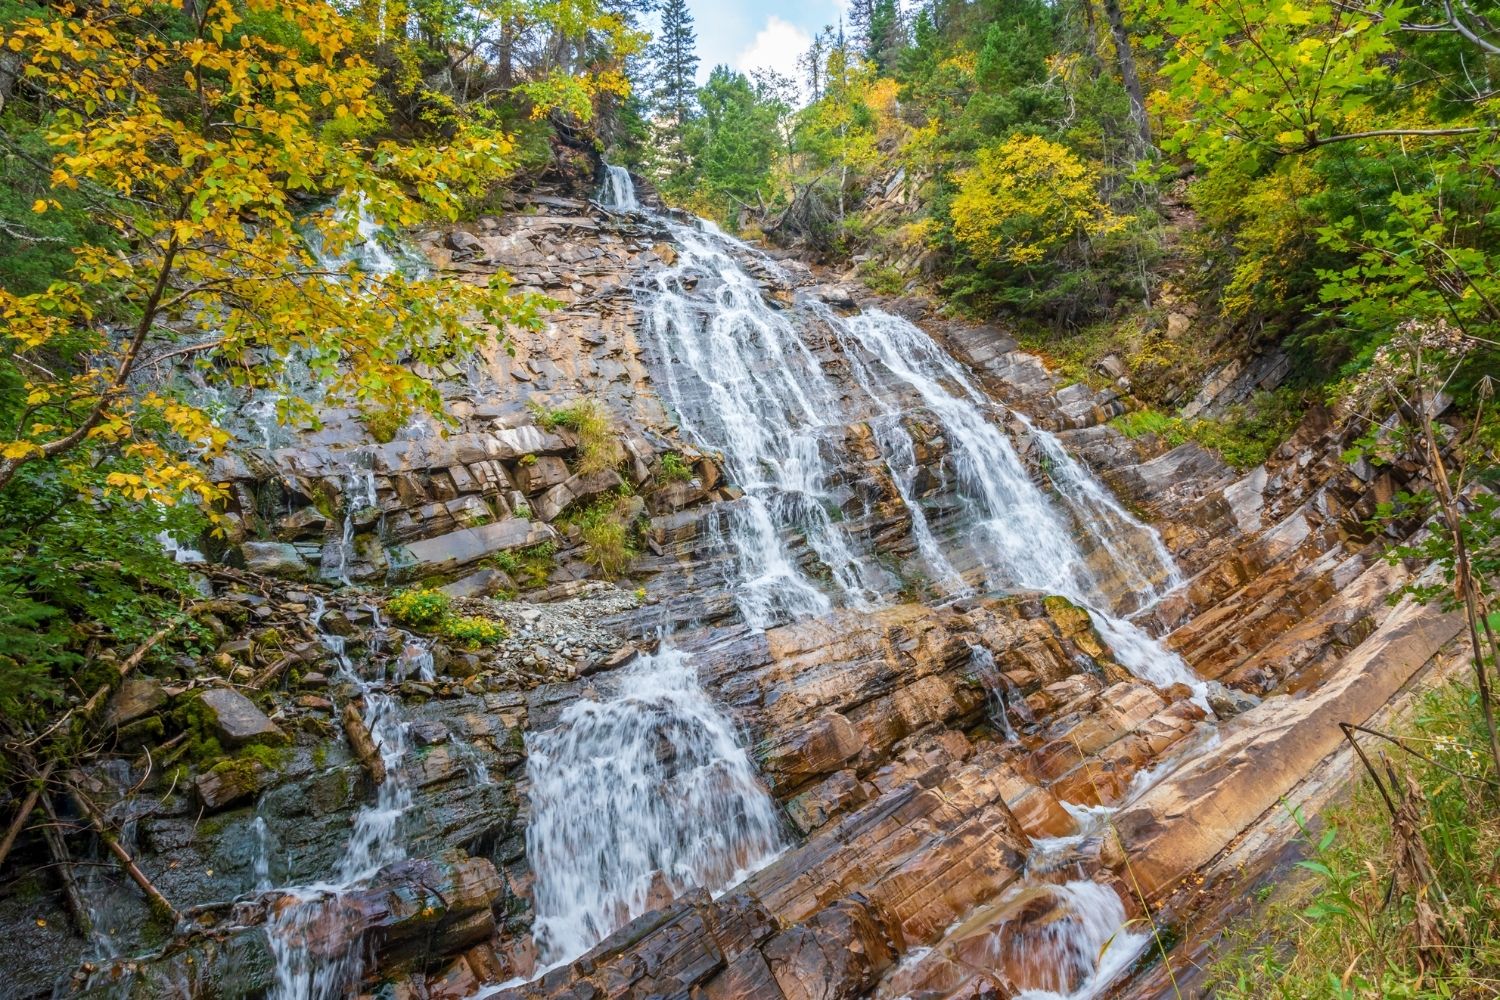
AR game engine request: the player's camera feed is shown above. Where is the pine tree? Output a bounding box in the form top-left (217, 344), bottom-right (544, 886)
top-left (865, 0), bottom-right (903, 71)
top-left (650, 0), bottom-right (700, 167)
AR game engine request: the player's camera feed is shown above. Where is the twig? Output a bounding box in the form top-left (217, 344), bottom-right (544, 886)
top-left (39, 797), bottom-right (93, 937)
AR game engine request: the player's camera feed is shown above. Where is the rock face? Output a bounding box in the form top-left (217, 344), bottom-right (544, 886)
top-left (7, 184), bottom-right (1466, 1000)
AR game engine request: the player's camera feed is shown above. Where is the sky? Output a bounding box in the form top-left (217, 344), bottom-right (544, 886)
top-left (681, 0), bottom-right (854, 86)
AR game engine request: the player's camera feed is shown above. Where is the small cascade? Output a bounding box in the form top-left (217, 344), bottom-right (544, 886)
top-left (322, 450), bottom-right (379, 586)
top-left (967, 644), bottom-right (1035, 741)
top-left (524, 645), bottom-right (783, 966)
top-left (263, 598), bottom-right (420, 1000)
top-left (252, 815), bottom-right (276, 893)
top-left (392, 638), bottom-right (435, 682)
top-left (598, 163), bottom-right (639, 212)
top-left (156, 530), bottom-right (206, 564)
top-left (1000, 880), bottom-right (1150, 1000)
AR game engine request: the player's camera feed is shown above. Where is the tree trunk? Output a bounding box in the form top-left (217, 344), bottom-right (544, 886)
top-left (1101, 0), bottom-right (1151, 153)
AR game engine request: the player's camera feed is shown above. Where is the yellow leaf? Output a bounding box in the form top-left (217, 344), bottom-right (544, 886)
top-left (1, 441), bottom-right (41, 461)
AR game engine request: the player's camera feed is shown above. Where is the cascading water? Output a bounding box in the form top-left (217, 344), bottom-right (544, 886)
top-left (264, 598), bottom-right (418, 1000)
top-left (605, 164), bottom-right (1205, 995)
top-left (598, 164), bottom-right (640, 213)
top-left (635, 210), bottom-right (1199, 696)
top-left (523, 644), bottom-right (783, 966)
top-left (321, 449), bottom-right (379, 586)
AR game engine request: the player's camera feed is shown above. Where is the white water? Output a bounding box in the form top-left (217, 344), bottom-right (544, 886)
top-left (598, 164), bottom-right (639, 213)
top-left (524, 644), bottom-right (783, 966)
top-left (265, 599), bottom-right (419, 1000)
top-left (321, 449), bottom-right (380, 585)
top-left (513, 166), bottom-right (1201, 990)
top-left (1008, 880), bottom-right (1151, 1000)
top-left (635, 204), bottom-right (1200, 696)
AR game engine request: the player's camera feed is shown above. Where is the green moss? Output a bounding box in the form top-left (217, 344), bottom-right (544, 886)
top-left (171, 694), bottom-right (225, 763)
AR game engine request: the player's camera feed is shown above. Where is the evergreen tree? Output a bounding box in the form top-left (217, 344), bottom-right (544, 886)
top-left (865, 0), bottom-right (904, 71)
top-left (649, 0), bottom-right (700, 167)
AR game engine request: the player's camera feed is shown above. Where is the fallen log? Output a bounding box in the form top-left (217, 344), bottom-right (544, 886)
top-left (342, 702), bottom-right (387, 784)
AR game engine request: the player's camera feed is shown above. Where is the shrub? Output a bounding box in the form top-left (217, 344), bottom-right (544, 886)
top-left (658, 452), bottom-right (694, 484)
top-left (440, 614), bottom-right (507, 648)
top-left (581, 518), bottom-right (635, 577)
top-left (387, 588), bottom-right (450, 627)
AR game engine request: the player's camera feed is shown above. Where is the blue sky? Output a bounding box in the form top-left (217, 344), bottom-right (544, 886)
top-left (681, 0), bottom-right (853, 85)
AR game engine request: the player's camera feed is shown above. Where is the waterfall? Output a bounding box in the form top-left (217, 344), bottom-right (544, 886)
top-left (598, 164), bottom-right (639, 212)
top-left (524, 645), bottom-right (783, 966)
top-left (516, 164), bottom-right (1200, 986)
top-left (635, 212), bottom-right (1200, 696)
top-left (264, 599), bottom-right (419, 1000)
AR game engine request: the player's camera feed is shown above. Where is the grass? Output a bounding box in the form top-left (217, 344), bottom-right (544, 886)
top-left (533, 398), bottom-right (624, 474)
top-left (1206, 679), bottom-right (1500, 999)
top-left (658, 452), bottom-right (694, 484)
top-left (1110, 388), bottom-right (1305, 471)
top-left (486, 540), bottom-right (556, 589)
top-left (572, 493), bottom-right (638, 578)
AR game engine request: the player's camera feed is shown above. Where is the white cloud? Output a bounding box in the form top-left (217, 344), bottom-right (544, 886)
top-left (733, 16), bottom-right (812, 83)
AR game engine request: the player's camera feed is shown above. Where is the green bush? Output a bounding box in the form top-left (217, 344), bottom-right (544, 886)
top-left (440, 614), bottom-right (507, 648)
top-left (658, 452), bottom-right (694, 484)
top-left (387, 588), bottom-right (451, 627)
top-left (0, 458), bottom-right (206, 739)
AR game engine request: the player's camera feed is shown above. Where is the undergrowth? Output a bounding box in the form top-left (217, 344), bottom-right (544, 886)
top-left (1206, 680), bottom-right (1500, 999)
top-left (1111, 388), bottom-right (1305, 470)
top-left (533, 398), bottom-right (624, 474)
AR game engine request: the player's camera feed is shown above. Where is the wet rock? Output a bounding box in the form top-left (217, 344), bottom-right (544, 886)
top-left (199, 687), bottom-right (289, 748)
top-left (810, 284), bottom-right (859, 309)
top-left (239, 541), bottom-right (309, 578)
top-left (1206, 681), bottom-right (1260, 718)
top-left (762, 897), bottom-right (896, 1000)
top-left (195, 757), bottom-right (272, 810)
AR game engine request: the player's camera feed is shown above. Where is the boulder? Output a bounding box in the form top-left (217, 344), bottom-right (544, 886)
top-left (195, 757), bottom-right (272, 810)
top-left (439, 568), bottom-right (517, 599)
top-left (198, 687), bottom-right (288, 749)
top-left (239, 541), bottom-right (309, 578)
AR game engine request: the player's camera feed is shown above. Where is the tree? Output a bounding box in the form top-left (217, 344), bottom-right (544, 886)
top-left (0, 0), bottom-right (547, 501)
top-left (1098, 0), bottom-right (1151, 152)
top-left (649, 0), bottom-right (699, 167)
top-left (950, 134), bottom-right (1125, 265)
top-left (683, 67), bottom-right (785, 225)
top-left (866, 0), bottom-right (905, 71)
top-left (797, 46), bottom-right (882, 221)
